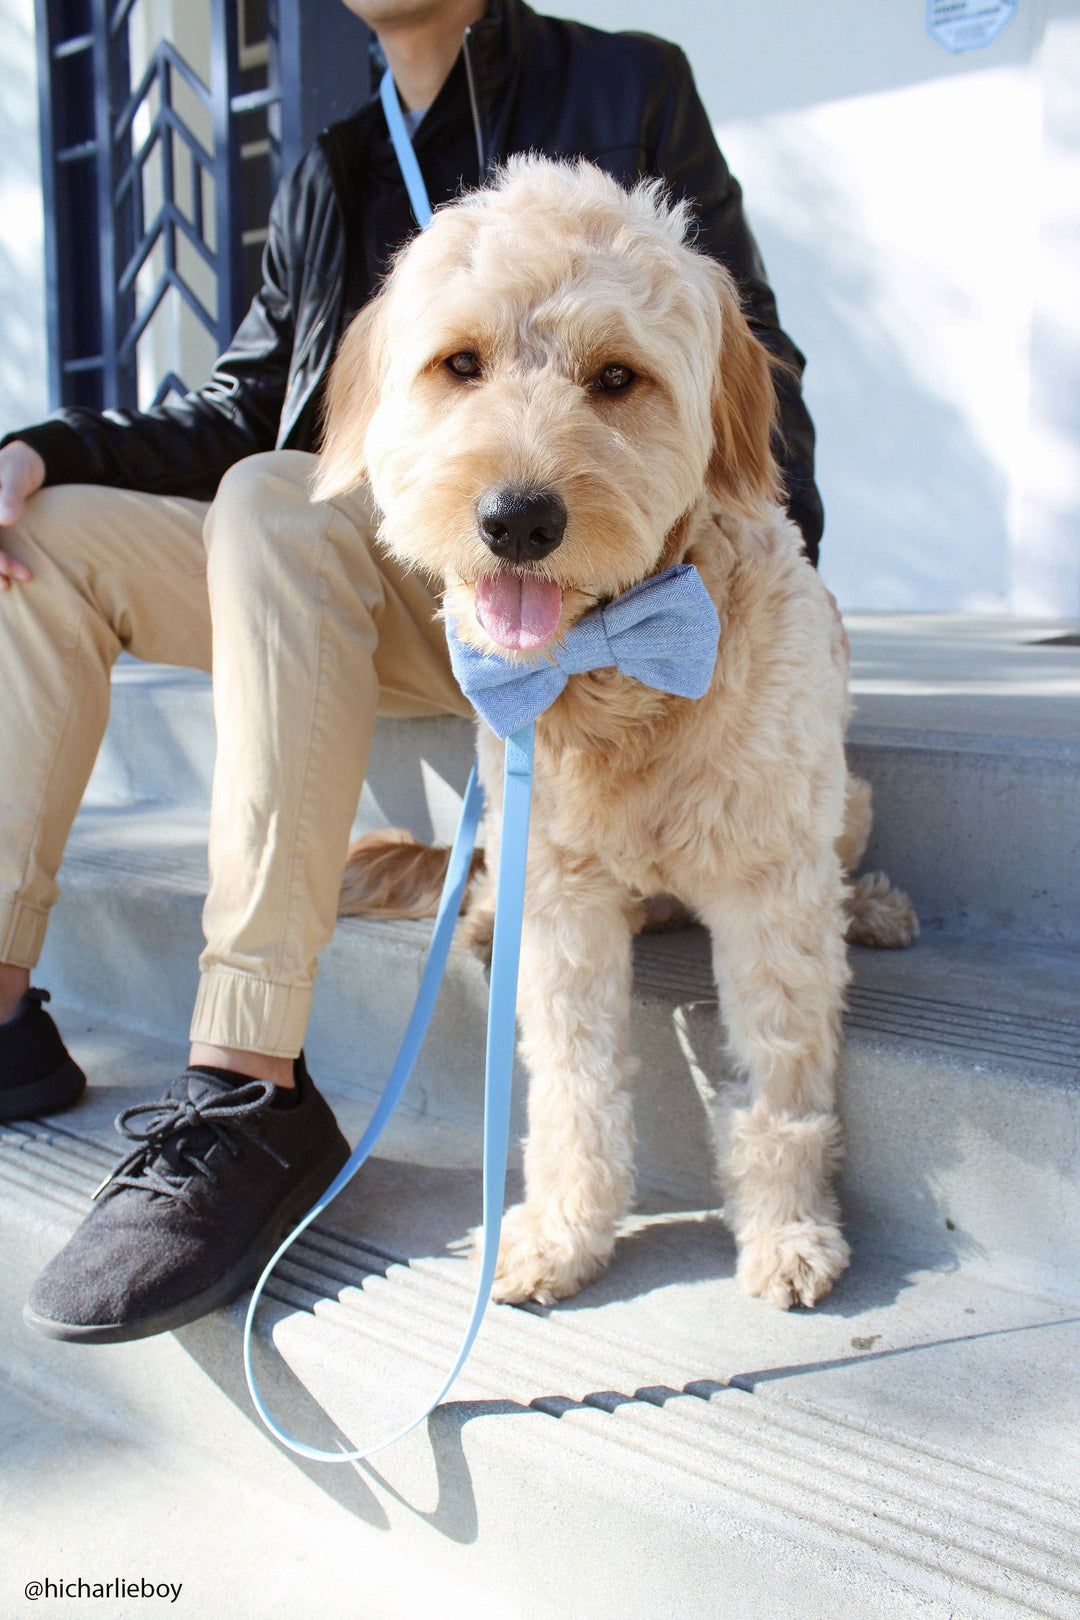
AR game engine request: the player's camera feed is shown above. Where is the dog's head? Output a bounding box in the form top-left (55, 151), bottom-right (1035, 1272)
top-left (316, 157), bottom-right (781, 657)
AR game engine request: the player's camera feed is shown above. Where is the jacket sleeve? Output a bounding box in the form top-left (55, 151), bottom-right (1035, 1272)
top-left (645, 44), bottom-right (824, 564)
top-left (2, 152), bottom-right (317, 501)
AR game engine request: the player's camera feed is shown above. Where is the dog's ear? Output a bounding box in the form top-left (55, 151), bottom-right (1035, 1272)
top-left (313, 293), bottom-right (389, 501)
top-left (705, 266), bottom-right (785, 515)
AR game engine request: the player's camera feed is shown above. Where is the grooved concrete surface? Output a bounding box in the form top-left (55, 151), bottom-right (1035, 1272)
top-left (2, 1015), bottom-right (1080, 1620)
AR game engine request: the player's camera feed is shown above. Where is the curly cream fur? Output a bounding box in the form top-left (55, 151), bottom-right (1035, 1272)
top-left (324, 157), bottom-right (917, 1309)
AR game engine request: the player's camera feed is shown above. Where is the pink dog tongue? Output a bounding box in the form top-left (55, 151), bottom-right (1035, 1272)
top-left (475, 574), bottom-right (563, 650)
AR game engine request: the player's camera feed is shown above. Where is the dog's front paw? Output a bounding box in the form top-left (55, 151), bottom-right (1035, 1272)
top-left (737, 1222), bottom-right (850, 1310)
top-left (490, 1204), bottom-right (610, 1306)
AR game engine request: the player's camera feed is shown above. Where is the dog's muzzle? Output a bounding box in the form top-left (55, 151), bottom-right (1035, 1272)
top-left (476, 484), bottom-right (566, 563)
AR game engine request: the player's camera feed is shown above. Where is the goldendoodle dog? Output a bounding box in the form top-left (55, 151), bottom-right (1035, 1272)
top-left (317, 158), bottom-right (916, 1310)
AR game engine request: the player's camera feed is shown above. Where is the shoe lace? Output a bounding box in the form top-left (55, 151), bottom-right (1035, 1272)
top-left (91, 1077), bottom-right (289, 1205)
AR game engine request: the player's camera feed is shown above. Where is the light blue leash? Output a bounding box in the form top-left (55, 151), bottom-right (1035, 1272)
top-left (379, 66), bottom-right (434, 229)
top-left (243, 70), bottom-right (521, 1463)
top-left (243, 71), bottom-right (720, 1462)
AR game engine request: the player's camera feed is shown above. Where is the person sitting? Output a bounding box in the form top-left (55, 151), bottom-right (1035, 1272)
top-left (0, 0), bottom-right (823, 1345)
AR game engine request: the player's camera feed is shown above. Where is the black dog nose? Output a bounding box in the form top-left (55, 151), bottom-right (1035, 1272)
top-left (476, 485), bottom-right (566, 562)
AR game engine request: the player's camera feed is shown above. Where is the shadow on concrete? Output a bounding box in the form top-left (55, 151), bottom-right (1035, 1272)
top-left (359, 717), bottom-right (475, 844)
top-left (175, 1311), bottom-right (394, 1532)
top-left (722, 1311), bottom-right (1080, 1395)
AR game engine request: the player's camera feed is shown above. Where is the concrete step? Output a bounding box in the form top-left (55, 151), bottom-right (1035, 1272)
top-left (845, 615), bottom-right (1080, 947)
top-left (38, 806), bottom-right (1080, 1299)
top-left (3, 1014), bottom-right (1080, 1619)
top-left (88, 612), bottom-right (1080, 942)
top-left (19, 606), bottom-right (1080, 1613)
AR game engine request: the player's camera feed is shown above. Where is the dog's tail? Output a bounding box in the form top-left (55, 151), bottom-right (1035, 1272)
top-left (336, 831), bottom-right (687, 947)
top-left (339, 784), bottom-right (920, 949)
top-left (337, 829), bottom-right (485, 920)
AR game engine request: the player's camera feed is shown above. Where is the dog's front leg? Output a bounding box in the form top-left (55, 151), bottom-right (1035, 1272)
top-left (492, 842), bottom-right (638, 1306)
top-left (702, 857), bottom-right (851, 1309)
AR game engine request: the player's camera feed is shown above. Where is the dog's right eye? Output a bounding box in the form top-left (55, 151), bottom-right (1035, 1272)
top-left (596, 363), bottom-right (636, 393)
top-left (446, 352), bottom-right (482, 379)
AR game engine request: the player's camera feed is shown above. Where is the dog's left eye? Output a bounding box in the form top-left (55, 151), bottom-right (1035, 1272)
top-left (595, 363), bottom-right (635, 393)
top-left (446, 352), bottom-right (482, 379)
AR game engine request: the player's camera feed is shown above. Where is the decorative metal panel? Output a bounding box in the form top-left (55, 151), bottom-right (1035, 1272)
top-left (34, 0), bottom-right (295, 411)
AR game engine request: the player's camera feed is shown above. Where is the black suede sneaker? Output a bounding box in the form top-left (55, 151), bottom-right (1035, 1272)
top-left (23, 1055), bottom-right (350, 1343)
top-left (0, 988), bottom-right (86, 1122)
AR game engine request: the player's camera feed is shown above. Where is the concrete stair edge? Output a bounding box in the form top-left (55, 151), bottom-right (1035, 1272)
top-left (3, 1068), bottom-right (1079, 1620)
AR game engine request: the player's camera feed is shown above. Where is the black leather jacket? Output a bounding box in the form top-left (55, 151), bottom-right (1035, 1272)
top-left (12, 0), bottom-right (824, 561)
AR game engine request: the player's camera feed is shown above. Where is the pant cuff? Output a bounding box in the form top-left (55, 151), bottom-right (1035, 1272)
top-left (0, 899), bottom-right (49, 970)
top-left (190, 968), bottom-right (312, 1058)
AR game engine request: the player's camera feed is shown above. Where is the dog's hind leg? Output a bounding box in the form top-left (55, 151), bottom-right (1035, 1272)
top-left (702, 857), bottom-right (851, 1309)
top-left (491, 840), bottom-right (640, 1306)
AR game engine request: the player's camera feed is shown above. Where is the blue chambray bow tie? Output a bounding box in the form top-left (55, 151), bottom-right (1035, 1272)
top-left (446, 563), bottom-right (721, 740)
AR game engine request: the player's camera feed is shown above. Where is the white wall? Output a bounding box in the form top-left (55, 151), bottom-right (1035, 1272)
top-left (0, 0), bottom-right (48, 430)
top-left (1021, 1), bottom-right (1080, 614)
top-left (547, 0), bottom-right (1079, 615)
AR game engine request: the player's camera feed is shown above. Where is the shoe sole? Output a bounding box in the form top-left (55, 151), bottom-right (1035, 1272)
top-left (21, 1135), bottom-right (352, 1345)
top-left (0, 1057), bottom-right (87, 1123)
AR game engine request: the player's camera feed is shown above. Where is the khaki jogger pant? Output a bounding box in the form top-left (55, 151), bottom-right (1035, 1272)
top-left (0, 449), bottom-right (471, 1056)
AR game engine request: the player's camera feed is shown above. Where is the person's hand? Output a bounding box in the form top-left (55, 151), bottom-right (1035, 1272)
top-left (0, 440), bottom-right (45, 590)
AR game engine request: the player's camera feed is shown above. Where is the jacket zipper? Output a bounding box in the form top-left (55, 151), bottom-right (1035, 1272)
top-left (462, 25), bottom-right (489, 177)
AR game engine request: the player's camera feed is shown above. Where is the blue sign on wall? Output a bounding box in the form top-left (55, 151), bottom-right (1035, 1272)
top-left (927, 0), bottom-right (1018, 52)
